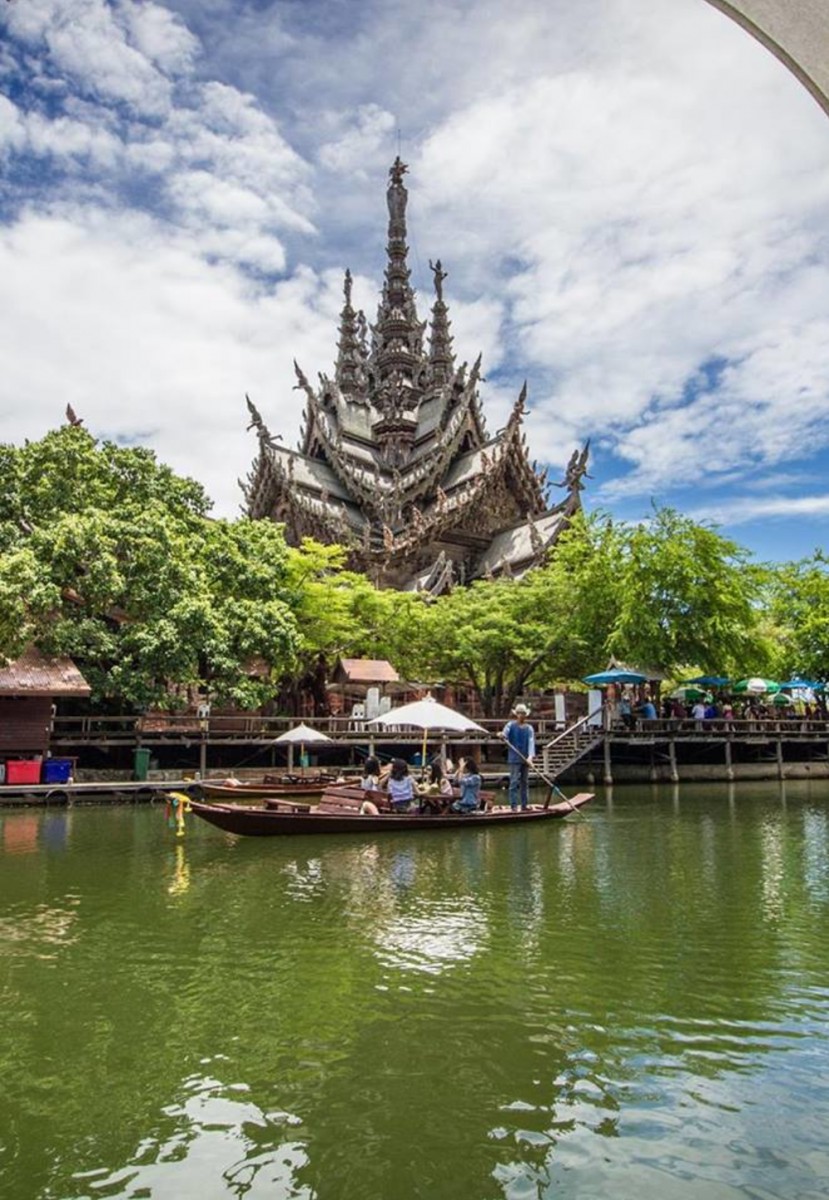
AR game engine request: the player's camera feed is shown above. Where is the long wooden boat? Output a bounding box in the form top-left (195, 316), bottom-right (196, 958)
top-left (188, 790), bottom-right (593, 836)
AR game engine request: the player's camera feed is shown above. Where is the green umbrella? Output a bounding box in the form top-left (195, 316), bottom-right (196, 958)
top-left (732, 677), bottom-right (780, 695)
top-left (768, 692), bottom-right (794, 707)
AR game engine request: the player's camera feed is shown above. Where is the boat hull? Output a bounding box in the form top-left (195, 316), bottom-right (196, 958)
top-left (189, 793), bottom-right (593, 837)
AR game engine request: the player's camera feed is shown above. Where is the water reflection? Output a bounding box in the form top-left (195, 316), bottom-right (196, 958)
top-left (0, 900), bottom-right (79, 958)
top-left (77, 1069), bottom-right (312, 1200)
top-left (3, 790), bottom-right (829, 1199)
top-left (371, 897), bottom-right (486, 975)
top-left (167, 842), bottom-right (191, 898)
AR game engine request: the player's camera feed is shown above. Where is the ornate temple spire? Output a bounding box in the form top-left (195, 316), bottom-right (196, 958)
top-left (372, 157), bottom-right (426, 388)
top-left (427, 258), bottom-right (455, 384)
top-left (335, 269), bottom-right (367, 399)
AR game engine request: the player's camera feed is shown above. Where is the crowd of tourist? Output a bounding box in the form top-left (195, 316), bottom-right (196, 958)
top-left (614, 691), bottom-right (827, 729)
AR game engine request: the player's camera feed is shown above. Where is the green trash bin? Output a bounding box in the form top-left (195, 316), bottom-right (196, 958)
top-left (134, 747), bottom-right (151, 781)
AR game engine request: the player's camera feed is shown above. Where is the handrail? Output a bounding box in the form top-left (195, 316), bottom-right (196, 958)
top-left (543, 705), bottom-right (607, 750)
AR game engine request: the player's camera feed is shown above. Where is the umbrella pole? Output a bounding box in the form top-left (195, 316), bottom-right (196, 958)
top-left (288, 744), bottom-right (294, 775)
top-left (421, 728), bottom-right (428, 781)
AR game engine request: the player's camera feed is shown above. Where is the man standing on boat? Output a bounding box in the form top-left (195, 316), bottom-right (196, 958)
top-left (501, 703), bottom-right (535, 811)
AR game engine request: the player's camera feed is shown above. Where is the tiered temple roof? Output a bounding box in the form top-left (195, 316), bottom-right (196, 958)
top-left (242, 158), bottom-right (589, 593)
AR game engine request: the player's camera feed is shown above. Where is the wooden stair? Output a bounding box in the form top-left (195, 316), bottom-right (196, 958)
top-left (542, 709), bottom-right (606, 779)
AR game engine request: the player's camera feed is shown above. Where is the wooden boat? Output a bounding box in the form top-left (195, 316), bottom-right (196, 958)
top-left (188, 789), bottom-right (593, 837)
top-left (200, 774), bottom-right (349, 799)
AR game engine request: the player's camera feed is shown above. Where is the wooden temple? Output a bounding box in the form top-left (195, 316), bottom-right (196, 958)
top-left (243, 157), bottom-right (589, 593)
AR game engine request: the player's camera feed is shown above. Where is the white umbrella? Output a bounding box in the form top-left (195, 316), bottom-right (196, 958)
top-left (274, 723), bottom-right (331, 773)
top-left (368, 693), bottom-right (485, 771)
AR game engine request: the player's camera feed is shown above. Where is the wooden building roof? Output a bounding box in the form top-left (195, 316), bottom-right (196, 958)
top-left (333, 658), bottom-right (400, 685)
top-left (0, 645), bottom-right (91, 696)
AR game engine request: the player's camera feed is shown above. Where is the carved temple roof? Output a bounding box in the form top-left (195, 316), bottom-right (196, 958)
top-left (243, 159), bottom-right (589, 593)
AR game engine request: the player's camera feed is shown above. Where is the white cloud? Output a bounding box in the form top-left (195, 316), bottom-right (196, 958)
top-left (0, 209), bottom-right (336, 514)
top-left (690, 494), bottom-right (829, 527)
top-left (318, 104), bottom-right (396, 176)
top-left (6, 0), bottom-right (178, 116)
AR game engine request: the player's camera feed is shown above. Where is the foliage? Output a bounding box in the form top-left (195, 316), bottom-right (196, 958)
top-left (767, 553), bottom-right (829, 680)
top-left (402, 508), bottom-right (773, 716)
top-left (606, 507), bottom-right (772, 677)
top-left (0, 425), bottom-right (797, 716)
top-left (0, 427), bottom-right (299, 708)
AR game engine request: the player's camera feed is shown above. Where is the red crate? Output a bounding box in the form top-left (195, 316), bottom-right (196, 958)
top-left (5, 760), bottom-right (42, 785)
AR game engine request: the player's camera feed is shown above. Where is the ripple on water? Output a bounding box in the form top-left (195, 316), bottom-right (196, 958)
top-left (70, 1072), bottom-right (312, 1200)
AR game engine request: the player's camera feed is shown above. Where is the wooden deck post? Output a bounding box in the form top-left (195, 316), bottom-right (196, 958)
top-left (603, 734), bottom-right (613, 785)
top-left (777, 737), bottom-right (785, 780)
top-left (668, 738), bottom-right (679, 783)
top-left (724, 738), bottom-right (734, 781)
top-left (199, 739), bottom-right (207, 777)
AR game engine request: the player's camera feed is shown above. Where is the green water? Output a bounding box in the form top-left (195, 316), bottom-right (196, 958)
top-left (1, 783), bottom-right (829, 1200)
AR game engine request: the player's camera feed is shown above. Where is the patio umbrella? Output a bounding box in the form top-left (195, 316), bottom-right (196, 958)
top-left (768, 692), bottom-right (794, 707)
top-left (583, 669), bottom-right (648, 686)
top-left (732, 678), bottom-right (780, 695)
top-left (779, 678), bottom-right (821, 690)
top-left (685, 676), bottom-right (731, 687)
top-left (274, 723), bottom-right (332, 773)
top-left (671, 686), bottom-right (711, 703)
top-left (368, 693), bottom-right (486, 773)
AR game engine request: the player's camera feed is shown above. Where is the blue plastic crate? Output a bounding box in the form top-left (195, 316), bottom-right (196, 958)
top-left (42, 759), bottom-right (72, 784)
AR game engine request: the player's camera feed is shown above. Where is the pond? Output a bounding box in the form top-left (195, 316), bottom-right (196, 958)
top-left (1, 782), bottom-right (829, 1199)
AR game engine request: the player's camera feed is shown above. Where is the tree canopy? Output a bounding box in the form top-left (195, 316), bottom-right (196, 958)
top-left (0, 427), bottom-right (299, 708)
top-left (0, 425), bottom-right (814, 716)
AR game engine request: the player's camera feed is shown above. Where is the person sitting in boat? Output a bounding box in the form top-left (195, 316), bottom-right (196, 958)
top-left (386, 758), bottom-right (416, 812)
top-left (418, 758), bottom-right (453, 813)
top-left (451, 757), bottom-right (482, 813)
top-left (360, 757), bottom-right (382, 792)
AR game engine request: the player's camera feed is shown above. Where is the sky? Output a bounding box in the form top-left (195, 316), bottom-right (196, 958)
top-left (2, 0), bottom-right (829, 563)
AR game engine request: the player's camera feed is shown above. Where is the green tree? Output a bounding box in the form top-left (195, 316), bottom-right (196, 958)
top-left (280, 539), bottom-right (428, 712)
top-left (767, 553), bottom-right (829, 681)
top-left (0, 427), bottom-right (299, 708)
top-left (608, 507), bottom-right (771, 676)
top-left (404, 508), bottom-right (770, 716)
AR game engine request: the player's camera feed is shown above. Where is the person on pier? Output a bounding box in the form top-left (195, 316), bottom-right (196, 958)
top-left (501, 703), bottom-right (535, 811)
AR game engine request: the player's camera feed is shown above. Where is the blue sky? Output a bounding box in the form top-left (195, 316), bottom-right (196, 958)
top-left (2, 0), bottom-right (829, 563)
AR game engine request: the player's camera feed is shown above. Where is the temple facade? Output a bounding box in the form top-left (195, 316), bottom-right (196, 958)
top-left (242, 158), bottom-right (589, 594)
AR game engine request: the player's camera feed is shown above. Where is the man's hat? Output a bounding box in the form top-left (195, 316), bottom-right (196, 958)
top-left (512, 703), bottom-right (531, 716)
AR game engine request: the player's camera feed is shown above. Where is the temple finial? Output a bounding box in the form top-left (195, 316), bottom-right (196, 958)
top-left (65, 404), bottom-right (83, 427)
top-left (246, 393), bottom-right (280, 443)
top-left (429, 259), bottom-right (447, 302)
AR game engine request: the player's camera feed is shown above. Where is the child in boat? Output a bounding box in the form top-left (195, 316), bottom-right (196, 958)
top-left (386, 758), bottom-right (416, 811)
top-left (418, 758), bottom-right (453, 813)
top-left (451, 757), bottom-right (482, 813)
top-left (360, 757), bottom-right (382, 791)
top-left (358, 756), bottom-right (383, 815)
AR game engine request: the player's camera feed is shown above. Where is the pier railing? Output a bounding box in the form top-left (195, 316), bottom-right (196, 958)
top-left (49, 711), bottom-right (829, 748)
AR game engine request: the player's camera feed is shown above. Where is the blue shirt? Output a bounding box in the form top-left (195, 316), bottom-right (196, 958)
top-left (454, 773), bottom-right (482, 812)
top-left (502, 720), bottom-right (535, 763)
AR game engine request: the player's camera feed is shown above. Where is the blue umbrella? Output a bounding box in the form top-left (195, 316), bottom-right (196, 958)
top-left (685, 675), bottom-right (730, 687)
top-left (583, 669), bottom-right (648, 686)
top-left (779, 678), bottom-right (820, 690)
